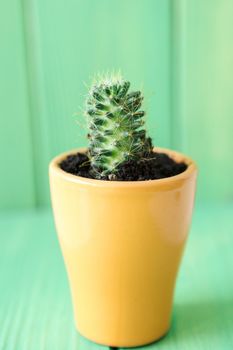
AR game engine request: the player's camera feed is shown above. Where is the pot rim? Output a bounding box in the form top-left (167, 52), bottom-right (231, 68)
top-left (49, 147), bottom-right (197, 188)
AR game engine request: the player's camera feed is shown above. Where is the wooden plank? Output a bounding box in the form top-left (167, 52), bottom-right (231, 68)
top-left (22, 0), bottom-right (54, 207)
top-left (2, 0), bottom-right (233, 207)
top-left (0, 209), bottom-right (107, 350)
top-left (0, 1), bottom-right (35, 209)
top-left (24, 0), bottom-right (171, 206)
top-left (171, 0), bottom-right (233, 201)
top-left (1, 204), bottom-right (233, 349)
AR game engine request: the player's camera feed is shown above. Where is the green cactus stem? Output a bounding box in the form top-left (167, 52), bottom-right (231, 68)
top-left (85, 74), bottom-right (153, 179)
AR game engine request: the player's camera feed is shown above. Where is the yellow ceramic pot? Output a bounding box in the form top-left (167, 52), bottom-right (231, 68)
top-left (49, 147), bottom-right (197, 348)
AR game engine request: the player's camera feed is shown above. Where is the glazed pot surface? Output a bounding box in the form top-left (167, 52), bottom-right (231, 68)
top-left (49, 147), bottom-right (197, 347)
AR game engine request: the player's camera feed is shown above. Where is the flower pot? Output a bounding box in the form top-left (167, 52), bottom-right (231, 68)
top-left (49, 147), bottom-right (197, 348)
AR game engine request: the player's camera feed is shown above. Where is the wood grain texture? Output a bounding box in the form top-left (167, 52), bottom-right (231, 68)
top-left (0, 203), bottom-right (233, 349)
top-left (0, 0), bottom-right (35, 209)
top-left (0, 209), bottom-right (107, 350)
top-left (171, 0), bottom-right (233, 201)
top-left (1, 0), bottom-right (233, 206)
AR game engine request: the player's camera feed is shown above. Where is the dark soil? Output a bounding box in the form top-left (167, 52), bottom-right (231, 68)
top-left (60, 151), bottom-right (187, 181)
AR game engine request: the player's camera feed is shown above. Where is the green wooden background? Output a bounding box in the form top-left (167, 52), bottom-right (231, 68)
top-left (1, 0), bottom-right (233, 209)
top-left (1, 2), bottom-right (233, 349)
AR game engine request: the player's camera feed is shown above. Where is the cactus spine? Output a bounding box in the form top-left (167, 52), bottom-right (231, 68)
top-left (85, 74), bottom-right (153, 179)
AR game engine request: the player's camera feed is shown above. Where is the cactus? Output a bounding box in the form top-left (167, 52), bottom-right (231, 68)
top-left (85, 74), bottom-right (153, 179)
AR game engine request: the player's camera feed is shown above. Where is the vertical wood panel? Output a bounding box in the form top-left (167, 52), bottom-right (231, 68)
top-left (22, 0), bottom-right (52, 207)
top-left (172, 0), bottom-right (233, 201)
top-left (170, 0), bottom-right (186, 150)
top-left (24, 0), bottom-right (171, 206)
top-left (0, 1), bottom-right (35, 209)
top-left (2, 0), bottom-right (231, 207)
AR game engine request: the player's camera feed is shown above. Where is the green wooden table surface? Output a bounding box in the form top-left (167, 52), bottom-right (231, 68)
top-left (0, 202), bottom-right (233, 350)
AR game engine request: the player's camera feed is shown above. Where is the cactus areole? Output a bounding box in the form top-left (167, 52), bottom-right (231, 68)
top-left (86, 75), bottom-right (153, 179)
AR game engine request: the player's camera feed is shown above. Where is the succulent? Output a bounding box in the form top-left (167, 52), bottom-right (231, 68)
top-left (85, 74), bottom-right (153, 179)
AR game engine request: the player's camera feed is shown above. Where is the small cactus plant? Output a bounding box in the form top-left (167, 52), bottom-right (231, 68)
top-left (85, 74), bottom-right (153, 179)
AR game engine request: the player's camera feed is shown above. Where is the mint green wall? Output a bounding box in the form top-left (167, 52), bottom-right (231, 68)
top-left (0, 0), bottom-right (232, 209)
top-left (0, 0), bottom-right (35, 209)
top-left (171, 0), bottom-right (233, 202)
